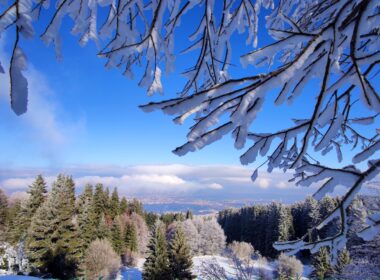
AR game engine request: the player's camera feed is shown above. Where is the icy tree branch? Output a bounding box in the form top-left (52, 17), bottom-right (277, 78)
top-left (0, 0), bottom-right (379, 259)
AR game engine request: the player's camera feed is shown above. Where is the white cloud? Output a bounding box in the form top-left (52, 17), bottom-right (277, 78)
top-left (0, 164), bottom-right (299, 198)
top-left (207, 183), bottom-right (223, 190)
top-left (2, 178), bottom-right (35, 190)
top-left (256, 178), bottom-right (270, 189)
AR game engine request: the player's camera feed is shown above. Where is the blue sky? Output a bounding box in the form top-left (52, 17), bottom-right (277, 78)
top-left (0, 4), bottom-right (378, 202)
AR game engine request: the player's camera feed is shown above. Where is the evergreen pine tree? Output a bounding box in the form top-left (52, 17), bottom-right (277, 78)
top-left (0, 189), bottom-right (8, 239)
top-left (168, 227), bottom-right (195, 280)
top-left (143, 222), bottom-right (170, 280)
top-left (313, 247), bottom-right (333, 280)
top-left (104, 187), bottom-right (110, 216)
top-left (97, 213), bottom-right (110, 239)
top-left (27, 174), bottom-right (80, 278)
top-left (110, 218), bottom-right (123, 255)
top-left (93, 183), bottom-right (107, 219)
top-left (6, 200), bottom-right (24, 244)
top-left (124, 222), bottom-right (138, 253)
top-left (28, 175), bottom-right (48, 214)
top-left (319, 196), bottom-right (339, 238)
top-left (16, 175), bottom-right (49, 244)
top-left (305, 197), bottom-right (320, 242)
top-left (77, 184), bottom-right (97, 256)
top-left (27, 202), bottom-right (55, 271)
top-left (335, 249), bottom-right (351, 274)
top-left (110, 187), bottom-right (120, 218)
top-left (120, 197), bottom-right (128, 214)
top-left (77, 183), bottom-right (93, 210)
top-left (278, 205), bottom-right (294, 242)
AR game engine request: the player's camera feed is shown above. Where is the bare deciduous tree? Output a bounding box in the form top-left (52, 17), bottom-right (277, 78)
top-left (82, 238), bottom-right (120, 280)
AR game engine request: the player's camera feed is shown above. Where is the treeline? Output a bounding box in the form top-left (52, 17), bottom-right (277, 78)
top-left (218, 196), bottom-right (341, 258)
top-left (0, 174), bottom-right (148, 278)
top-left (0, 174), bottom-right (227, 279)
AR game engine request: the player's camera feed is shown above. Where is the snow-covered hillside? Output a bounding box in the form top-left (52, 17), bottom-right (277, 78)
top-left (116, 255), bottom-right (313, 280)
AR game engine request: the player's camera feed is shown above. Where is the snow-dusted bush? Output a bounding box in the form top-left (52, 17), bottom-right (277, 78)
top-left (228, 241), bottom-right (255, 262)
top-left (82, 239), bottom-right (120, 280)
top-left (277, 253), bottom-right (303, 280)
top-left (181, 217), bottom-right (226, 256)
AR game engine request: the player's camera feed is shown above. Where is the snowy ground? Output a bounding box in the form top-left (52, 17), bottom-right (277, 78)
top-left (2, 256), bottom-right (313, 280)
top-left (116, 256), bottom-right (313, 280)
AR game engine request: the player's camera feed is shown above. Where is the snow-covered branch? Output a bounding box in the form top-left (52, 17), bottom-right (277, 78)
top-left (1, 0), bottom-right (379, 259)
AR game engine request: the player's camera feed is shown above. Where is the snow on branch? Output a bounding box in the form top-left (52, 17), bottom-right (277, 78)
top-left (1, 0), bottom-right (379, 260)
top-left (274, 159), bottom-right (380, 261)
top-left (140, 0), bottom-right (380, 259)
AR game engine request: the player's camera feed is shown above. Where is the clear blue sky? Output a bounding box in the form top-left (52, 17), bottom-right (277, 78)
top-left (0, 5), bottom-right (377, 201)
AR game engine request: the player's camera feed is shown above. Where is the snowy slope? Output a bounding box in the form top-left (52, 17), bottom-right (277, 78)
top-left (117, 255), bottom-right (312, 280)
top-left (2, 256), bottom-right (313, 280)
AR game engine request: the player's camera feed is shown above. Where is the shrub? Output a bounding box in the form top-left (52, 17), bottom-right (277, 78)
top-left (82, 239), bottom-right (120, 280)
top-left (277, 253), bottom-right (303, 280)
top-left (228, 241), bottom-right (254, 262)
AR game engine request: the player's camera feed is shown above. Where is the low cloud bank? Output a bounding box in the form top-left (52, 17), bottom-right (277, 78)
top-left (0, 164), bottom-right (312, 202)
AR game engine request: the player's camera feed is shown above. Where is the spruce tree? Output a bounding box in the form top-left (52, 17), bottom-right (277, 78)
top-left (305, 197), bottom-right (320, 242)
top-left (17, 175), bottom-right (49, 244)
top-left (110, 218), bottom-right (123, 255)
top-left (77, 184), bottom-right (97, 256)
top-left (313, 247), bottom-right (333, 280)
top-left (124, 222), bottom-right (138, 253)
top-left (27, 202), bottom-right (55, 271)
top-left (335, 249), bottom-right (350, 274)
top-left (93, 183), bottom-right (107, 219)
top-left (104, 187), bottom-right (110, 215)
top-left (120, 197), bottom-right (128, 214)
top-left (143, 222), bottom-right (170, 280)
top-left (97, 213), bottom-right (110, 239)
top-left (168, 227), bottom-right (195, 280)
top-left (77, 183), bottom-right (93, 210)
top-left (6, 200), bottom-right (24, 244)
top-left (110, 187), bottom-right (120, 218)
top-left (0, 189), bottom-right (8, 239)
top-left (28, 175), bottom-right (48, 214)
top-left (27, 174), bottom-right (80, 278)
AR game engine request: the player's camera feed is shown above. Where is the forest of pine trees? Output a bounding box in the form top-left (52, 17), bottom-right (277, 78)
top-left (0, 175), bottom-right (201, 279)
top-left (0, 175), bottom-right (149, 278)
top-left (1, 175), bottom-right (377, 279)
top-left (218, 196), bottom-right (341, 258)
